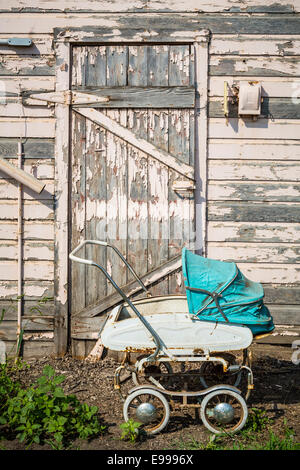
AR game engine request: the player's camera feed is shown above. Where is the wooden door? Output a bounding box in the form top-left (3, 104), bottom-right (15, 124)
top-left (70, 44), bottom-right (196, 346)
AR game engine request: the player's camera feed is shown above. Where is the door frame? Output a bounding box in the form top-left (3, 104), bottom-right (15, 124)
top-left (53, 28), bottom-right (210, 356)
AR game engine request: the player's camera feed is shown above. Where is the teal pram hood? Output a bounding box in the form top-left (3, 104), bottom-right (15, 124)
top-left (182, 248), bottom-right (274, 336)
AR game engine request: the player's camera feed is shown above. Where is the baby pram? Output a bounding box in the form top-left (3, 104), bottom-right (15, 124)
top-left (69, 240), bottom-right (275, 435)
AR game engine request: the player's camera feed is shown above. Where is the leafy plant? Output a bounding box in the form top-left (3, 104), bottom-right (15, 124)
top-left (243, 407), bottom-right (271, 434)
top-left (120, 419), bottom-right (141, 443)
top-left (0, 364), bottom-right (106, 448)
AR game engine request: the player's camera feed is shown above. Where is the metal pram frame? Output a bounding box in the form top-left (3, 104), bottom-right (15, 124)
top-left (70, 240), bottom-right (263, 435)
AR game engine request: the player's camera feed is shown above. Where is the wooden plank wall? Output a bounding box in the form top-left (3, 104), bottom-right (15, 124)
top-left (207, 35), bottom-right (300, 333)
top-left (0, 38), bottom-right (56, 357)
top-left (0, 2), bottom-right (299, 357)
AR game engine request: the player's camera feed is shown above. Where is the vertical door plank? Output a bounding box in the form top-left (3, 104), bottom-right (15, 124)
top-left (148, 45), bottom-right (169, 87)
top-left (128, 45), bottom-right (148, 87)
top-left (84, 47), bottom-right (107, 304)
top-left (127, 46), bottom-right (149, 282)
top-left (85, 119), bottom-right (108, 304)
top-left (85, 46), bottom-right (107, 87)
top-left (169, 45), bottom-right (190, 87)
top-left (71, 112), bottom-right (86, 314)
top-left (71, 46), bottom-right (87, 88)
top-left (168, 45), bottom-right (195, 292)
top-left (106, 46), bottom-right (128, 294)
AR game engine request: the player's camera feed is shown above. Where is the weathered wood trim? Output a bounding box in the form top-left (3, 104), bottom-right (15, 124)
top-left (70, 86), bottom-right (195, 108)
top-left (75, 107), bottom-right (194, 179)
top-left (54, 16), bottom-right (300, 39)
top-left (194, 32), bottom-right (209, 255)
top-left (1, 14), bottom-right (300, 36)
top-left (71, 316), bottom-right (108, 340)
top-left (53, 41), bottom-right (70, 357)
top-left (74, 255), bottom-right (182, 318)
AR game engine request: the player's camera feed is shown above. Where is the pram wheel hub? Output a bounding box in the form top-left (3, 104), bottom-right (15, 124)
top-left (69, 240), bottom-right (274, 436)
top-left (135, 402), bottom-right (157, 423)
top-left (212, 402), bottom-right (235, 424)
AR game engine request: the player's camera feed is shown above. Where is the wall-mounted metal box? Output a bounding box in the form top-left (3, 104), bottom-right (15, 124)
top-left (238, 82), bottom-right (261, 116)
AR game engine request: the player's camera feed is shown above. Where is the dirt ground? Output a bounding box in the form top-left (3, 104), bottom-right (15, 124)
top-left (1, 342), bottom-right (299, 451)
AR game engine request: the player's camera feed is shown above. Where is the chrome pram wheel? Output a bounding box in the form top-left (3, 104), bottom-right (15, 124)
top-left (200, 389), bottom-right (248, 434)
top-left (123, 388), bottom-right (170, 435)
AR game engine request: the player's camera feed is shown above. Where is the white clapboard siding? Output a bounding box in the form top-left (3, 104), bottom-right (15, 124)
top-left (0, 260), bottom-right (54, 281)
top-left (210, 56), bottom-right (300, 77)
top-left (208, 139), bottom-right (300, 160)
top-left (236, 263), bottom-right (300, 284)
top-left (210, 36), bottom-right (300, 56)
top-left (2, 1), bottom-right (300, 13)
top-left (0, 160), bottom-right (54, 179)
top-left (207, 181), bottom-right (300, 202)
top-left (209, 119), bottom-right (300, 139)
top-left (207, 242), bottom-right (300, 264)
top-left (0, 201), bottom-right (54, 220)
top-left (0, 34), bottom-right (53, 55)
top-left (0, 102), bottom-right (54, 118)
top-left (0, 181), bottom-right (54, 200)
top-left (0, 55), bottom-right (55, 76)
top-left (209, 76), bottom-right (300, 98)
top-left (0, 76), bottom-right (55, 94)
top-left (207, 221), bottom-right (300, 243)
top-left (208, 160), bottom-right (300, 181)
top-left (0, 118), bottom-right (55, 138)
top-left (0, 221), bottom-right (54, 240)
top-left (0, 240), bottom-right (54, 261)
top-left (0, 280), bottom-right (54, 299)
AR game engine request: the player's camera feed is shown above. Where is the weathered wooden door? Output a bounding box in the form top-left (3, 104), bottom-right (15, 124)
top-left (70, 44), bottom-right (198, 353)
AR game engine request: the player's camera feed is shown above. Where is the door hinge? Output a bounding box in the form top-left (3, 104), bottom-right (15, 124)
top-left (26, 90), bottom-right (109, 106)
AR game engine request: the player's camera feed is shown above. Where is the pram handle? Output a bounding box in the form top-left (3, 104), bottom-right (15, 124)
top-left (69, 240), bottom-right (162, 361)
top-left (69, 239), bottom-right (148, 295)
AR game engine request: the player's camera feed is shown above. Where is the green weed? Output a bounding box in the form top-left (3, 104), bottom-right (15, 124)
top-left (0, 364), bottom-right (106, 449)
top-left (120, 419), bottom-right (142, 443)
